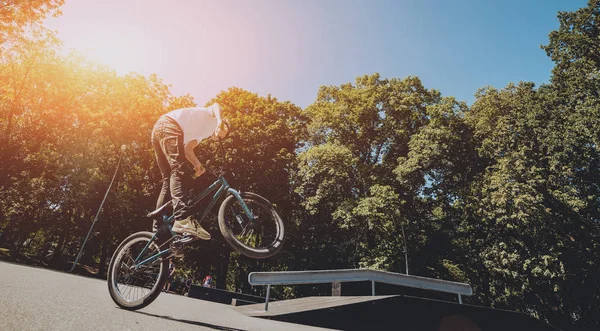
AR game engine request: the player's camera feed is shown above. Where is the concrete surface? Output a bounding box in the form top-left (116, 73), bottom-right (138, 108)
top-left (0, 261), bottom-right (332, 331)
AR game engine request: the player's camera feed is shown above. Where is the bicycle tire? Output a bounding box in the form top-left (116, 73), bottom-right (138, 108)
top-left (107, 231), bottom-right (168, 310)
top-left (218, 192), bottom-right (284, 259)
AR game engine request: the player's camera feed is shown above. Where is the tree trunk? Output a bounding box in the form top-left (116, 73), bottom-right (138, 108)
top-left (217, 251), bottom-right (231, 290)
top-left (11, 229), bottom-right (29, 254)
top-left (0, 224), bottom-right (18, 249)
top-left (51, 225), bottom-right (69, 267)
top-left (97, 236), bottom-right (110, 278)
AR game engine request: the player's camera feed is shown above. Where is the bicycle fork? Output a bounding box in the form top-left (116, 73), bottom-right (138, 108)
top-left (227, 188), bottom-right (256, 223)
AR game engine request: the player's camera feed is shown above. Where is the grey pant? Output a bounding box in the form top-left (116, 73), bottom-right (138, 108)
top-left (151, 116), bottom-right (188, 226)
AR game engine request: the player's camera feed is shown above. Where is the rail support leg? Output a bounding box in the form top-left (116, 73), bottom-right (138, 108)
top-left (265, 284), bottom-right (271, 311)
top-left (371, 281), bottom-right (375, 296)
top-left (458, 294), bottom-right (462, 304)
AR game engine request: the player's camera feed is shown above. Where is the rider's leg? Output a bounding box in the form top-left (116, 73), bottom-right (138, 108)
top-left (159, 135), bottom-right (187, 221)
top-left (152, 128), bottom-right (171, 231)
top-left (152, 140), bottom-right (171, 210)
top-left (155, 117), bottom-right (210, 240)
top-left (152, 116), bottom-right (186, 230)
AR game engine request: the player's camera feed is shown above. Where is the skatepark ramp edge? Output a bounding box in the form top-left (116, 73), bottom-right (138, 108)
top-left (248, 268), bottom-right (472, 311)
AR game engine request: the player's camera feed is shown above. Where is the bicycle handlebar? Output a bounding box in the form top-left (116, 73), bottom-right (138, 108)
top-left (219, 120), bottom-right (230, 140)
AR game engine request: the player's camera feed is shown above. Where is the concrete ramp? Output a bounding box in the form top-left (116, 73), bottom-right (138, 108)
top-left (235, 295), bottom-right (396, 317)
top-left (235, 295), bottom-right (559, 331)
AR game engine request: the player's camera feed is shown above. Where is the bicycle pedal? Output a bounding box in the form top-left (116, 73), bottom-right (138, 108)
top-left (179, 235), bottom-right (197, 244)
top-left (171, 251), bottom-right (184, 258)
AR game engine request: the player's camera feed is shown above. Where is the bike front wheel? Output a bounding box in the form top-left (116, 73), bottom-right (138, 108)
top-left (218, 192), bottom-right (285, 259)
top-left (107, 231), bottom-right (168, 310)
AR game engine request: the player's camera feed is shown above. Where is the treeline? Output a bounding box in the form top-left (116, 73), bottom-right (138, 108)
top-left (1, 1), bottom-right (599, 330)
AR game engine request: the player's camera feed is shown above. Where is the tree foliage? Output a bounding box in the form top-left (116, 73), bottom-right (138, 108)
top-left (1, 1), bottom-right (600, 330)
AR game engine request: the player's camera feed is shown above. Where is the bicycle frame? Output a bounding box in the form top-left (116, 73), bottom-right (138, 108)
top-left (133, 175), bottom-right (255, 269)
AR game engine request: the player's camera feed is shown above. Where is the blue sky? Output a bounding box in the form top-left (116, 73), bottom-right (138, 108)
top-left (45, 0), bottom-right (589, 108)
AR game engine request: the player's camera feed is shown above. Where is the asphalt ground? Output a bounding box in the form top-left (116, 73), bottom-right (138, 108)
top-left (0, 261), bottom-right (331, 331)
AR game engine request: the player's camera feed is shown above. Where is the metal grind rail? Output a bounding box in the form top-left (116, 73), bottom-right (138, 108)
top-left (248, 268), bottom-right (473, 311)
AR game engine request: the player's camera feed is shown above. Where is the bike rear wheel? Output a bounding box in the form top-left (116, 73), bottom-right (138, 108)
top-left (107, 231), bottom-right (168, 310)
top-left (218, 192), bottom-right (284, 259)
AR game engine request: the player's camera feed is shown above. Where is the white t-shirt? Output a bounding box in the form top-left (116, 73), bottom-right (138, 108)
top-left (165, 104), bottom-right (219, 144)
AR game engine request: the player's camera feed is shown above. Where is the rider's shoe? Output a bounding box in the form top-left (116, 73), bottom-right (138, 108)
top-left (172, 216), bottom-right (211, 240)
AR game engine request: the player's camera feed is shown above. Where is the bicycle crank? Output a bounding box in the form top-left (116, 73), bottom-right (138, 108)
top-left (168, 234), bottom-right (198, 257)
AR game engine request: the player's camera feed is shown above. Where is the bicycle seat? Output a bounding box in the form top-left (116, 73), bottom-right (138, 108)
top-left (147, 201), bottom-right (172, 218)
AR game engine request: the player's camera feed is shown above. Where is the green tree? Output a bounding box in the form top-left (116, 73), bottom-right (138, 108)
top-left (538, 2), bottom-right (600, 329)
top-left (0, 0), bottom-right (63, 46)
top-left (295, 73), bottom-right (444, 275)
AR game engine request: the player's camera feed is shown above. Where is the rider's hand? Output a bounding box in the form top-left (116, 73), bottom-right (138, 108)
top-left (193, 164), bottom-right (205, 178)
top-left (211, 121), bottom-right (228, 140)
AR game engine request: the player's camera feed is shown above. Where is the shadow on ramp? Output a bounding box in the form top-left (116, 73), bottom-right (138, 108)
top-left (134, 310), bottom-right (246, 331)
top-left (235, 295), bottom-right (559, 331)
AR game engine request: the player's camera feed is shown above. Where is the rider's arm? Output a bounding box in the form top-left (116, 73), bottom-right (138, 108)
top-left (211, 104), bottom-right (224, 138)
top-left (212, 103), bottom-right (222, 125)
top-left (211, 103), bottom-right (228, 139)
top-left (184, 139), bottom-right (204, 175)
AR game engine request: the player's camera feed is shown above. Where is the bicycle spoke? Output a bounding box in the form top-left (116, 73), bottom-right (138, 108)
top-left (124, 282), bottom-right (134, 298)
top-left (111, 235), bottom-right (164, 305)
top-left (241, 229), bottom-right (254, 245)
top-left (225, 198), bottom-right (276, 250)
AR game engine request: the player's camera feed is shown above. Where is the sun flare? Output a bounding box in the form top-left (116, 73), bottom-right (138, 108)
top-left (68, 23), bottom-right (163, 75)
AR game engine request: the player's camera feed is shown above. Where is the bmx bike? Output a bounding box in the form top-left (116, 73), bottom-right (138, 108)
top-left (107, 132), bottom-right (285, 310)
